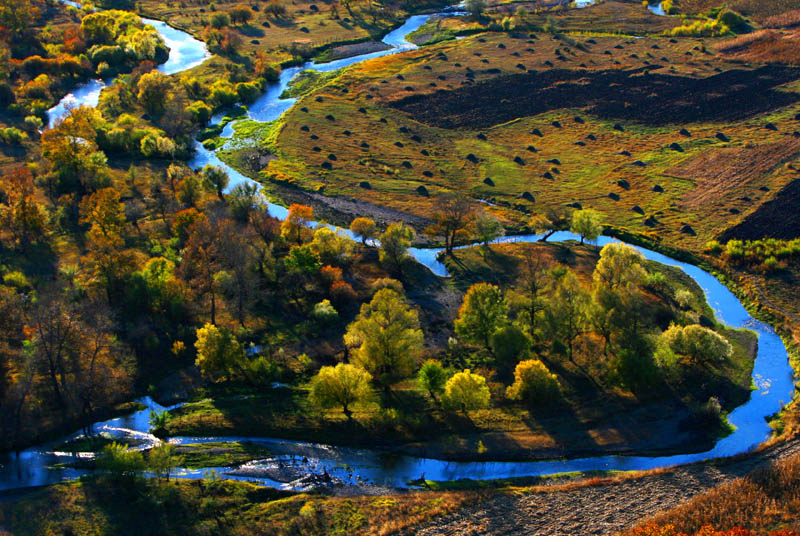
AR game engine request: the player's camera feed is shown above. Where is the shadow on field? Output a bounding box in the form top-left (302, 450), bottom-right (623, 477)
top-left (391, 65), bottom-right (800, 128)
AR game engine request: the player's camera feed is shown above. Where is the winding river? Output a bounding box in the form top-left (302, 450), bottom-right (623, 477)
top-left (9, 1), bottom-right (794, 493)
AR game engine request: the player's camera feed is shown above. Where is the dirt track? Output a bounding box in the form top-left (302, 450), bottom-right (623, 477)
top-left (405, 437), bottom-right (800, 536)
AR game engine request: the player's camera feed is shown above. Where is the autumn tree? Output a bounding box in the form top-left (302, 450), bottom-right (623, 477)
top-left (309, 363), bottom-right (372, 420)
top-left (379, 222), bottom-right (415, 274)
top-left (137, 71), bottom-right (172, 115)
top-left (345, 288), bottom-right (423, 393)
top-left (506, 359), bottom-right (561, 406)
top-left (180, 218), bottom-right (222, 324)
top-left (426, 192), bottom-right (475, 255)
top-left (570, 208), bottom-right (603, 244)
top-left (508, 247), bottom-right (548, 339)
top-left (442, 369), bottom-right (490, 413)
top-left (474, 210), bottom-right (504, 246)
top-left (228, 4), bottom-right (254, 24)
top-left (529, 207), bottom-right (568, 242)
top-left (0, 167), bottom-right (47, 247)
top-left (280, 203), bottom-right (314, 244)
top-left (41, 106), bottom-right (109, 196)
top-left (593, 243), bottom-right (647, 291)
top-left (349, 217), bottom-right (377, 246)
top-left (194, 323), bottom-right (246, 381)
top-left (455, 282), bottom-right (508, 350)
top-left (216, 220), bottom-right (258, 326)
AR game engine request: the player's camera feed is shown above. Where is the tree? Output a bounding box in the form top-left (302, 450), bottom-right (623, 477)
top-left (474, 210), bottom-right (504, 246)
top-left (417, 359), bottom-right (448, 402)
top-left (490, 324), bottom-right (531, 374)
top-left (661, 324), bottom-right (732, 367)
top-left (426, 192), bottom-right (475, 255)
top-left (442, 369), bottom-right (490, 413)
top-left (344, 288), bottom-right (423, 393)
top-left (465, 0), bottom-right (488, 19)
top-left (309, 363), bottom-right (372, 420)
top-left (530, 207), bottom-right (568, 242)
top-left (455, 282), bottom-right (508, 350)
top-left (137, 71), bottom-right (172, 115)
top-left (593, 242), bottom-right (647, 290)
top-left (310, 227), bottom-right (353, 266)
top-left (210, 11), bottom-right (231, 28)
top-left (349, 217), bottom-right (377, 246)
top-left (228, 4), bottom-right (254, 24)
top-left (181, 218), bottom-right (222, 324)
top-left (280, 203), bottom-right (314, 244)
top-left (97, 442), bottom-right (146, 483)
top-left (379, 222), bottom-right (415, 273)
top-left (0, 167), bottom-right (47, 248)
top-left (148, 443), bottom-right (183, 481)
top-left (194, 323), bottom-right (246, 381)
top-left (545, 270), bottom-right (590, 361)
top-left (202, 165), bottom-right (229, 200)
top-left (506, 359), bottom-right (561, 406)
top-left (227, 182), bottom-right (260, 222)
top-left (512, 247), bottom-right (548, 339)
top-left (570, 209), bottom-right (603, 244)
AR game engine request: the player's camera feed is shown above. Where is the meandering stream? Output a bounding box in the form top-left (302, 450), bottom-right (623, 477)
top-left (12, 1), bottom-right (794, 493)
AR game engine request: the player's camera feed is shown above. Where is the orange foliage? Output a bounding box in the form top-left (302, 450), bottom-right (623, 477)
top-left (629, 525), bottom-right (800, 536)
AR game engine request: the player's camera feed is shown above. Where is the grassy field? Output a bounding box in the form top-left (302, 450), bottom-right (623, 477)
top-left (219, 20), bottom-right (800, 259)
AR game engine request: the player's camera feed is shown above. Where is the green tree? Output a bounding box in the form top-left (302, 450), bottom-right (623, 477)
top-left (310, 226), bottom-right (353, 265)
top-left (344, 288), bottom-right (423, 393)
top-left (309, 363), bottom-right (372, 420)
top-left (210, 11), bottom-right (231, 28)
top-left (148, 443), bottom-right (183, 481)
top-left (661, 324), bottom-right (732, 367)
top-left (194, 323), bottom-right (245, 381)
top-left (202, 165), bottom-right (229, 200)
top-left (349, 217), bottom-right (377, 246)
top-left (97, 442), bottom-right (146, 483)
top-left (505, 359), bottom-right (561, 406)
top-left (379, 222), bottom-right (415, 273)
top-left (490, 324), bottom-right (530, 374)
top-left (570, 209), bottom-right (603, 244)
top-left (545, 270), bottom-right (590, 361)
top-left (442, 369), bottom-right (490, 413)
top-left (455, 282), bottom-right (508, 350)
top-left (417, 359), bottom-right (448, 402)
top-left (465, 0), bottom-right (488, 19)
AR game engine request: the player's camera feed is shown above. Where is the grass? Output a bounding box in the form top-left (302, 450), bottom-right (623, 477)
top-left (0, 477), bottom-right (478, 536)
top-left (175, 441), bottom-right (273, 469)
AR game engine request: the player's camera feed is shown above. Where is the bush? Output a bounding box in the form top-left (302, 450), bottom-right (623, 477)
top-left (417, 359), bottom-right (448, 401)
top-left (210, 11), bottom-right (230, 28)
top-left (97, 442), bottom-right (146, 482)
top-left (311, 299), bottom-right (339, 324)
top-left (506, 359), bottom-right (561, 406)
top-left (0, 127), bottom-right (26, 144)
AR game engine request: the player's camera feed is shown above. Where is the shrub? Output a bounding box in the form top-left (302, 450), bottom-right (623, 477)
top-left (0, 127), bottom-right (26, 144)
top-left (417, 359), bottom-right (448, 401)
top-left (311, 299), bottom-right (339, 324)
top-left (506, 359), bottom-right (561, 406)
top-left (97, 442), bottom-right (146, 482)
top-left (210, 11), bottom-right (230, 28)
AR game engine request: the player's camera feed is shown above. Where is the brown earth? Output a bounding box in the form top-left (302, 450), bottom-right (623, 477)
top-left (666, 139), bottom-right (800, 209)
top-left (390, 66), bottom-right (800, 129)
top-left (717, 30), bottom-right (800, 65)
top-left (403, 436), bottom-right (800, 536)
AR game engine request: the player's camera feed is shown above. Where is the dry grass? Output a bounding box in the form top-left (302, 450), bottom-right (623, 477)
top-left (716, 30), bottom-right (800, 64)
top-left (763, 10), bottom-right (800, 28)
top-left (623, 452), bottom-right (800, 535)
top-left (666, 139), bottom-right (800, 209)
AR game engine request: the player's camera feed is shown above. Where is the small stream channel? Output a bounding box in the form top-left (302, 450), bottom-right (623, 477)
top-left (13, 0), bottom-right (794, 494)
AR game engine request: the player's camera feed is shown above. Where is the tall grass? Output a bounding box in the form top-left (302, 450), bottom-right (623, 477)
top-left (623, 453), bottom-right (800, 535)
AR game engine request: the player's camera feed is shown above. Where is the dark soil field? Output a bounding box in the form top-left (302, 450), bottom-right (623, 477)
top-left (391, 66), bottom-right (800, 129)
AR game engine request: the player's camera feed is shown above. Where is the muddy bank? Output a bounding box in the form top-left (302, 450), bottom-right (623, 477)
top-left (391, 65), bottom-right (800, 128)
top-left (322, 40), bottom-right (392, 61)
top-left (405, 436), bottom-right (800, 536)
top-left (268, 182), bottom-right (431, 232)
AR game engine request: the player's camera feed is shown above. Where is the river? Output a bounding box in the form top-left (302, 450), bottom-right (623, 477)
top-left (14, 0), bottom-right (794, 493)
